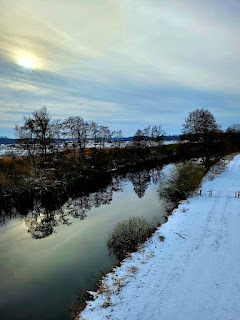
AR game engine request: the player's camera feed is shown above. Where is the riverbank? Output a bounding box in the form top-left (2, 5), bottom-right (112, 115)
top-left (0, 136), bottom-right (233, 212)
top-left (0, 143), bottom-right (191, 218)
top-left (80, 154), bottom-right (240, 320)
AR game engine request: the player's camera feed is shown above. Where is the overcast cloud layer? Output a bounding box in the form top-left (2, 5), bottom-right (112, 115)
top-left (1, 0), bottom-right (240, 136)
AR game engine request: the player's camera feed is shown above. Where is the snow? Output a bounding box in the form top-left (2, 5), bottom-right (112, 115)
top-left (0, 144), bottom-right (26, 156)
top-left (0, 140), bottom-right (178, 157)
top-left (0, 144), bottom-right (10, 156)
top-left (163, 140), bottom-right (178, 145)
top-left (80, 154), bottom-right (240, 320)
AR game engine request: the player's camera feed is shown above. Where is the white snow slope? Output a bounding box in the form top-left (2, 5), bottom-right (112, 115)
top-left (80, 154), bottom-right (240, 320)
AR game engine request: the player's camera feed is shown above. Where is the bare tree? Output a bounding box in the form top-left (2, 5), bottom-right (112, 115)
top-left (112, 130), bottom-right (124, 150)
top-left (74, 117), bottom-right (89, 161)
top-left (181, 109), bottom-right (221, 166)
top-left (143, 126), bottom-right (151, 146)
top-left (62, 117), bottom-right (78, 162)
top-left (151, 125), bottom-right (164, 146)
top-left (15, 107), bottom-right (52, 163)
top-left (226, 123), bottom-right (240, 133)
top-left (132, 129), bottom-right (146, 162)
top-left (226, 124), bottom-right (240, 150)
top-left (89, 121), bottom-right (100, 152)
top-left (50, 119), bottom-right (63, 161)
top-left (15, 124), bottom-right (38, 170)
top-left (31, 107), bottom-right (52, 161)
top-left (99, 125), bottom-right (111, 150)
top-left (132, 129), bottom-right (145, 148)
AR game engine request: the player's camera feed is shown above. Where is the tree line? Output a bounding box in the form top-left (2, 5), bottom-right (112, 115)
top-left (15, 107), bottom-right (165, 166)
top-left (15, 106), bottom-right (240, 168)
top-left (0, 105), bottom-right (238, 208)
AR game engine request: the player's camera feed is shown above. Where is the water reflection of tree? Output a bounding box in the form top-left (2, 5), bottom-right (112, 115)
top-left (127, 167), bottom-right (162, 198)
top-left (25, 212), bottom-right (58, 239)
top-left (25, 201), bottom-right (71, 239)
top-left (0, 167), bottom-right (162, 239)
top-left (23, 176), bottom-right (126, 239)
top-left (127, 170), bottom-right (151, 198)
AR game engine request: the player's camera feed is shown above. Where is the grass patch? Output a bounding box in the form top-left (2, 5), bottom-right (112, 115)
top-left (107, 217), bottom-right (152, 260)
top-left (159, 161), bottom-right (206, 211)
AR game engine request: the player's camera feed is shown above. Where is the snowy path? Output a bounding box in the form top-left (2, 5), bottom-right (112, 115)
top-left (80, 155), bottom-right (240, 320)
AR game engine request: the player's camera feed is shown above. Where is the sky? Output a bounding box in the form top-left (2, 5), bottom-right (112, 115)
top-left (0, 0), bottom-right (240, 137)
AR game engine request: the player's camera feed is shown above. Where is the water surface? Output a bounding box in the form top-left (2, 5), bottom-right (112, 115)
top-left (0, 166), bottom-right (169, 320)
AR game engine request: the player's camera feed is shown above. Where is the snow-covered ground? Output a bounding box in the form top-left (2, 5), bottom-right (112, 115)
top-left (0, 140), bottom-right (178, 157)
top-left (80, 154), bottom-right (240, 320)
top-left (163, 139), bottom-right (178, 145)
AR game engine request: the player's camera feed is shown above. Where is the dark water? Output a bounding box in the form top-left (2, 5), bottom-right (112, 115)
top-left (0, 166), bottom-right (170, 320)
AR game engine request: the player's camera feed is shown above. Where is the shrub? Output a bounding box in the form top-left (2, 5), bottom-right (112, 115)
top-left (107, 217), bottom-right (152, 260)
top-left (159, 162), bottom-right (206, 211)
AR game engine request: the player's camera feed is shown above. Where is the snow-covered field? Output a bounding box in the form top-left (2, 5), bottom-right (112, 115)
top-left (0, 140), bottom-right (178, 157)
top-left (80, 154), bottom-right (240, 320)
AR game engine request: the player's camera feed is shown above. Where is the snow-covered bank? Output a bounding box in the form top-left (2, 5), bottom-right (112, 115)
top-left (80, 154), bottom-right (240, 320)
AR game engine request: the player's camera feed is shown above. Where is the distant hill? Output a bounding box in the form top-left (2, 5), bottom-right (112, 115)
top-left (0, 137), bottom-right (16, 144)
top-left (163, 135), bottom-right (179, 141)
top-left (123, 135), bottom-right (180, 141)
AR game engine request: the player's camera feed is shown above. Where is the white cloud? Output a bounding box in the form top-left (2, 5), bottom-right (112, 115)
top-left (1, 0), bottom-right (240, 92)
top-left (1, 0), bottom-right (240, 136)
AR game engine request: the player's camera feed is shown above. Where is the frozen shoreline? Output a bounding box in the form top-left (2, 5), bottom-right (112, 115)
top-left (80, 154), bottom-right (240, 320)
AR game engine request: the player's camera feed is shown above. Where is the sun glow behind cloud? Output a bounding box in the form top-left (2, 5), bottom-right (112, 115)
top-left (18, 57), bottom-right (35, 69)
top-left (1, 0), bottom-right (240, 91)
top-left (15, 50), bottom-right (42, 70)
